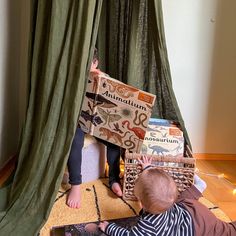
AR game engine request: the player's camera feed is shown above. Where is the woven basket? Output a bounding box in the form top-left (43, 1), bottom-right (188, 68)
top-left (122, 147), bottom-right (196, 200)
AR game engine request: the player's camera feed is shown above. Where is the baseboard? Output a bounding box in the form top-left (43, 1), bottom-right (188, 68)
top-left (194, 153), bottom-right (236, 160)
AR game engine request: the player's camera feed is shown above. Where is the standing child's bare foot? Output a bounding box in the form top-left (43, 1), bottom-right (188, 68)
top-left (111, 182), bottom-right (122, 197)
top-left (67, 185), bottom-right (81, 208)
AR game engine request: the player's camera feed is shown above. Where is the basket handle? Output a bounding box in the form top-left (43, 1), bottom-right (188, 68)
top-left (125, 152), bottom-right (196, 165)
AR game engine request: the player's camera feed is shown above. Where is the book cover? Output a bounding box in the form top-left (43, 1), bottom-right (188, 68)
top-left (51, 216), bottom-right (138, 236)
top-left (79, 72), bottom-right (156, 153)
top-left (141, 118), bottom-right (184, 156)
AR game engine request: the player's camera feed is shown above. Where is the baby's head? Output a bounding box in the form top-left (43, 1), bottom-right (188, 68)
top-left (134, 168), bottom-right (178, 214)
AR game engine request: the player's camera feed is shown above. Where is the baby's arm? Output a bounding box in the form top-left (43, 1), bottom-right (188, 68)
top-left (99, 219), bottom-right (156, 236)
top-left (177, 174), bottom-right (206, 201)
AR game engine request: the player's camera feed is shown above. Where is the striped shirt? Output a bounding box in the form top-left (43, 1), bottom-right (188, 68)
top-left (105, 203), bottom-right (194, 236)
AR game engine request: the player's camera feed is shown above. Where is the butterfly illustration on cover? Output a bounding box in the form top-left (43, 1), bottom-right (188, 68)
top-left (113, 122), bottom-right (123, 134)
top-left (97, 107), bottom-right (122, 128)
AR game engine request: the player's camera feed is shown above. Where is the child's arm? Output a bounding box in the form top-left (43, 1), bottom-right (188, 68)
top-left (137, 155), bottom-right (153, 171)
top-left (99, 219), bottom-right (156, 236)
top-left (98, 221), bottom-right (109, 233)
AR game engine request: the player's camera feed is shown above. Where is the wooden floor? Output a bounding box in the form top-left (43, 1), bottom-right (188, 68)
top-left (196, 159), bottom-right (236, 221)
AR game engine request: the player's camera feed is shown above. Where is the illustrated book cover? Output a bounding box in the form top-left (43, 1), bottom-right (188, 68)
top-left (141, 118), bottom-right (184, 156)
top-left (51, 216), bottom-right (138, 236)
top-left (78, 72), bottom-right (156, 153)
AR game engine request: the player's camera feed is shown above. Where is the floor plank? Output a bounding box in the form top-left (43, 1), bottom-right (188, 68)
top-left (196, 160), bottom-right (236, 221)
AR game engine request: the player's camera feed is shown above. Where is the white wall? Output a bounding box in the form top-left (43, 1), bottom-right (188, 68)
top-left (0, 1), bottom-right (20, 165)
top-left (0, 1), bottom-right (29, 166)
top-left (162, 0), bottom-right (236, 154)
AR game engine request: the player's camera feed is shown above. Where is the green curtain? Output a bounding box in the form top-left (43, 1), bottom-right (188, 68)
top-left (0, 0), bottom-right (103, 235)
top-left (97, 0), bottom-right (191, 148)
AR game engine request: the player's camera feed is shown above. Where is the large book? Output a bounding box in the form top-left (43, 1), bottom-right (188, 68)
top-left (141, 118), bottom-right (184, 156)
top-left (78, 72), bottom-right (156, 153)
top-left (51, 216), bottom-right (138, 236)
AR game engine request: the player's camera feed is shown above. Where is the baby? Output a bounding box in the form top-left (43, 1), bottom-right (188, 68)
top-left (99, 156), bottom-right (236, 236)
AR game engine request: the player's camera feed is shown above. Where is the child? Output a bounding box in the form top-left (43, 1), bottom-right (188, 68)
top-left (99, 156), bottom-right (236, 236)
top-left (67, 49), bottom-right (124, 208)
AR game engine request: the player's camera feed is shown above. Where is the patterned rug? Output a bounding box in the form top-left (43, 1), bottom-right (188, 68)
top-left (40, 178), bottom-right (231, 236)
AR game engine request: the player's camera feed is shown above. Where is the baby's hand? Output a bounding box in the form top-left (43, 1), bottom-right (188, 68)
top-left (138, 155), bottom-right (153, 170)
top-left (98, 221), bottom-right (109, 232)
top-left (90, 68), bottom-right (101, 75)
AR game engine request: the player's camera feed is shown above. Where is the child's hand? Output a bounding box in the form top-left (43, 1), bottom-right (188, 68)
top-left (138, 155), bottom-right (153, 170)
top-left (90, 68), bottom-right (101, 75)
top-left (98, 221), bottom-right (109, 232)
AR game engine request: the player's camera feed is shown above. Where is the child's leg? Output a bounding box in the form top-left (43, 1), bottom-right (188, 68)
top-left (106, 143), bottom-right (122, 197)
top-left (194, 174), bottom-right (207, 193)
top-left (67, 127), bottom-right (84, 208)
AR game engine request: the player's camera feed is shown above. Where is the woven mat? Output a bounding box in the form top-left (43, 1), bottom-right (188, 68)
top-left (40, 178), bottom-right (231, 236)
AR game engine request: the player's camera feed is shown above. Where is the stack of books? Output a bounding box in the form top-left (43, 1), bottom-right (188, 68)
top-left (141, 118), bottom-right (184, 167)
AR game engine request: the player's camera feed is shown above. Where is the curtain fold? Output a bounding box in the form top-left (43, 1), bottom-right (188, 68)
top-left (0, 0), bottom-right (103, 235)
top-left (0, 0), bottom-right (191, 235)
top-left (148, 0), bottom-right (191, 148)
top-left (98, 0), bottom-right (191, 148)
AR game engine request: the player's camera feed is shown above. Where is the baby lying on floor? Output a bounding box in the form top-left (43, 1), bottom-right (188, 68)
top-left (99, 156), bottom-right (236, 236)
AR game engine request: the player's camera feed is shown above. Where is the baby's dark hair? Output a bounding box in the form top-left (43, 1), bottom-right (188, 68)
top-left (134, 168), bottom-right (178, 214)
